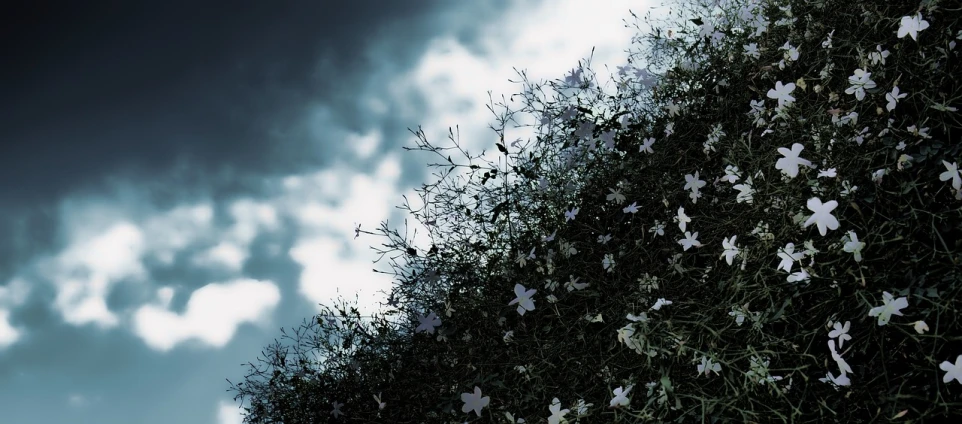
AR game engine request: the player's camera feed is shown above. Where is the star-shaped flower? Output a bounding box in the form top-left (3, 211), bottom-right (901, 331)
top-left (885, 86), bottom-right (907, 112)
top-left (415, 311), bottom-right (442, 334)
top-left (623, 202), bottom-right (639, 214)
top-left (547, 398), bottom-right (569, 424)
top-left (639, 137), bottom-right (655, 154)
top-left (897, 13), bottom-right (930, 41)
top-left (802, 197), bottom-right (840, 236)
top-left (845, 68), bottom-right (876, 101)
top-left (940, 355), bottom-right (962, 385)
top-left (775, 143), bottom-right (813, 178)
top-left (508, 284), bottom-right (537, 315)
top-left (564, 207), bottom-right (579, 222)
top-left (602, 253), bottom-right (616, 272)
top-left (697, 356), bottom-right (722, 377)
top-left (676, 207), bottom-right (691, 232)
top-left (565, 275), bottom-right (589, 292)
top-left (720, 235), bottom-right (740, 266)
top-left (684, 171), bottom-right (707, 192)
top-left (600, 130), bottom-right (617, 150)
top-left (665, 102), bottom-right (680, 116)
top-left (678, 231), bottom-right (702, 251)
top-left (331, 401), bottom-right (344, 418)
top-left (842, 231), bottom-right (866, 262)
top-left (829, 321), bottom-right (852, 349)
top-left (733, 178), bottom-right (754, 203)
top-left (609, 386), bottom-right (632, 408)
top-left (767, 81), bottom-right (796, 108)
top-left (542, 230), bottom-right (557, 243)
top-left (940, 161), bottom-right (962, 192)
top-left (650, 221), bottom-right (665, 237)
top-left (776, 242), bottom-right (805, 273)
top-left (818, 168), bottom-right (837, 178)
top-left (868, 291), bottom-right (909, 326)
top-left (461, 386), bottom-right (490, 417)
top-left (607, 188), bottom-right (626, 204)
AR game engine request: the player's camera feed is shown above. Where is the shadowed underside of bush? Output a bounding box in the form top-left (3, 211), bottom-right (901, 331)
top-left (228, 0), bottom-right (962, 422)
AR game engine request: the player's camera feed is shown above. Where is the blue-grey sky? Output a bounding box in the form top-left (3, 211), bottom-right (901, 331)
top-left (0, 1), bottom-right (652, 423)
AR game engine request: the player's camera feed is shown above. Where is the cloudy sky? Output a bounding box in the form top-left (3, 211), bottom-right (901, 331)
top-left (0, 1), bottom-right (659, 422)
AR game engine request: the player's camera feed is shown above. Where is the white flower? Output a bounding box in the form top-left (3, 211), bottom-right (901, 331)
top-left (733, 178), bottom-right (755, 204)
top-left (639, 137), bottom-right (655, 154)
top-left (802, 197), bottom-right (840, 236)
top-left (828, 340), bottom-right (853, 375)
top-left (331, 401), bottom-right (345, 418)
top-left (767, 81), bottom-right (796, 108)
top-left (729, 309), bottom-right (746, 325)
top-left (744, 43), bottom-right (760, 59)
top-left (565, 275), bottom-right (589, 292)
top-left (665, 102), bottom-right (680, 117)
top-left (564, 207), bottom-right (579, 222)
top-left (940, 355), bottom-right (962, 385)
top-left (650, 298), bottom-right (673, 311)
top-left (415, 311), bottom-right (442, 334)
top-left (649, 221), bottom-right (665, 237)
top-left (697, 356), bottom-right (722, 377)
top-left (504, 412), bottom-right (526, 423)
top-left (818, 168), bottom-right (837, 178)
top-left (842, 231), bottom-right (866, 262)
top-left (914, 320), bottom-right (929, 334)
top-left (461, 386), bottom-right (490, 417)
top-left (780, 41), bottom-right (799, 62)
top-left (597, 233), bottom-right (612, 244)
top-left (678, 231), bottom-right (702, 251)
top-left (617, 324), bottom-right (640, 351)
top-left (676, 207), bottom-right (691, 232)
top-left (869, 45), bottom-right (890, 66)
top-left (787, 269), bottom-right (810, 283)
top-left (821, 30), bottom-right (835, 49)
top-left (373, 392), bottom-right (386, 410)
top-left (821, 371), bottom-right (851, 387)
top-left (775, 143), bottom-right (813, 178)
top-left (547, 398), bottom-right (569, 424)
top-left (829, 321), bottom-right (852, 349)
top-left (776, 242), bottom-right (806, 273)
top-left (623, 202), bottom-right (640, 214)
top-left (602, 253), bottom-right (616, 272)
top-left (845, 68), bottom-right (876, 101)
top-left (886, 86), bottom-right (907, 112)
top-left (574, 399), bottom-right (592, 416)
top-left (508, 284), bottom-right (537, 316)
top-left (607, 188), bottom-right (627, 204)
top-left (868, 291), bottom-right (909, 326)
top-left (939, 161), bottom-right (962, 192)
top-left (897, 13), bottom-right (930, 41)
top-left (684, 172), bottom-right (707, 203)
top-left (721, 165), bottom-right (741, 184)
top-left (609, 385), bottom-right (632, 408)
top-left (720, 236), bottom-right (740, 266)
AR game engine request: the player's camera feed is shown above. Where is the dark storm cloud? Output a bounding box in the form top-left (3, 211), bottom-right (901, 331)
top-left (0, 0), bottom-right (513, 288)
top-left (0, 0), bottom-right (508, 205)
